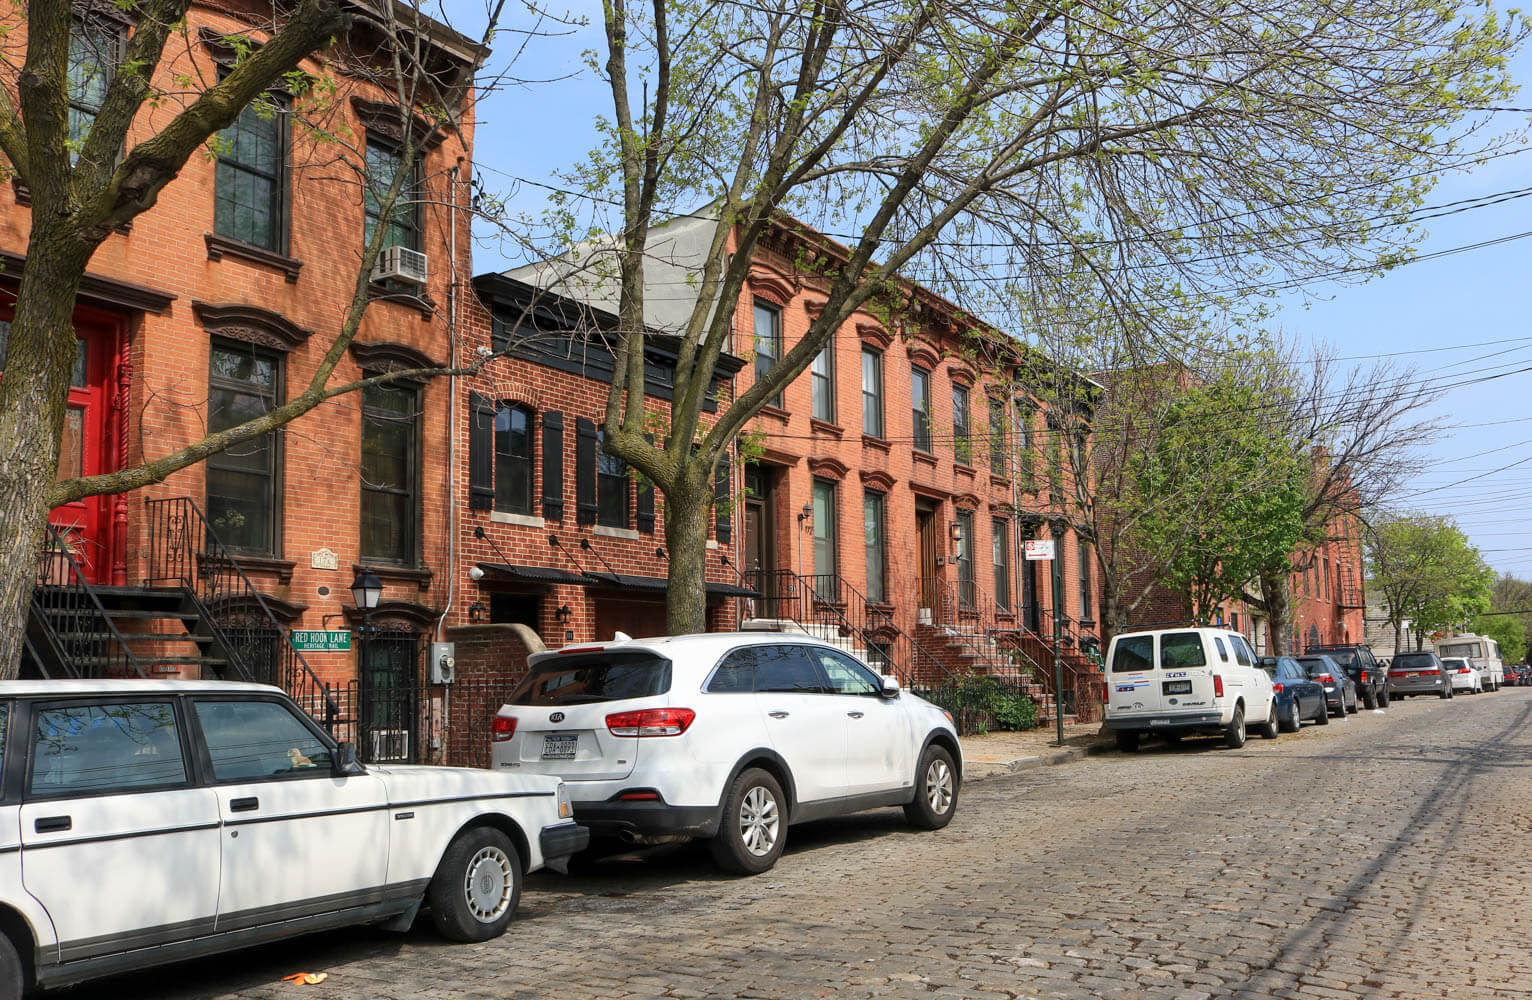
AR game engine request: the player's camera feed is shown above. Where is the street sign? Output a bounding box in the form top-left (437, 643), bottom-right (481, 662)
top-left (290, 629), bottom-right (351, 652)
top-left (1024, 539), bottom-right (1055, 561)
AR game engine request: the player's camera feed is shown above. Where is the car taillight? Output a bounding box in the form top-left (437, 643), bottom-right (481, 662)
top-left (606, 708), bottom-right (696, 737)
top-left (1213, 675), bottom-right (1225, 698)
top-left (1360, 670), bottom-right (1369, 682)
top-left (1459, 667), bottom-right (1473, 674)
top-left (1318, 674), bottom-right (1334, 683)
top-left (1272, 683), bottom-right (1284, 693)
top-left (490, 715), bottom-right (517, 742)
top-left (1422, 669), bottom-right (1440, 676)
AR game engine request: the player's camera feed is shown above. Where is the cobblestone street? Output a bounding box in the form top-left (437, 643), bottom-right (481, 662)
top-left (96, 689), bottom-right (1532, 1000)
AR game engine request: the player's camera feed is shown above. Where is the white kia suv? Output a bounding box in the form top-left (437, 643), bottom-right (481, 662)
top-left (490, 633), bottom-right (963, 875)
top-left (0, 680), bottom-right (587, 995)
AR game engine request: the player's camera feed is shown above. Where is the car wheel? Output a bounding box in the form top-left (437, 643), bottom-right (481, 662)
top-left (1379, 687), bottom-right (1390, 707)
top-left (426, 827), bottom-right (522, 943)
top-left (1315, 698), bottom-right (1329, 725)
top-left (1440, 684), bottom-right (1451, 699)
top-left (709, 768), bottom-right (787, 875)
top-left (1362, 689), bottom-right (1377, 710)
top-left (1224, 705), bottom-right (1247, 749)
top-left (1279, 701), bottom-right (1299, 733)
top-left (1258, 702), bottom-right (1279, 739)
top-left (1115, 730), bottom-right (1140, 753)
top-left (904, 744), bottom-right (959, 830)
top-left (0, 933), bottom-right (25, 1000)
top-left (1347, 690), bottom-right (1359, 714)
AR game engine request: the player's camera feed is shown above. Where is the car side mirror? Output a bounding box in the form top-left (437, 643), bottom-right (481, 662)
top-left (334, 741), bottom-right (364, 776)
top-left (880, 676), bottom-right (902, 698)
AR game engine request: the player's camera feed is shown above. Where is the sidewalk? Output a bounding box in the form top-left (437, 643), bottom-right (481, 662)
top-left (960, 721), bottom-right (1114, 779)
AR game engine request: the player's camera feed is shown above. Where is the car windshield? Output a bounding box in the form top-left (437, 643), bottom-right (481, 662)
top-left (1394, 653), bottom-right (1435, 668)
top-left (510, 651), bottom-right (672, 705)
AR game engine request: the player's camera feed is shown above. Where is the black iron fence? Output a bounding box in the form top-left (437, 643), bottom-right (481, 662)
top-left (29, 523), bottom-right (145, 679)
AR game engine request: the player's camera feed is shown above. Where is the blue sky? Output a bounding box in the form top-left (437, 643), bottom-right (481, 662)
top-left (467, 17), bottom-right (1532, 581)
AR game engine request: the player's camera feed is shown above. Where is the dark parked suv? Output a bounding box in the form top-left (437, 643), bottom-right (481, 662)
top-left (1305, 643), bottom-right (1389, 708)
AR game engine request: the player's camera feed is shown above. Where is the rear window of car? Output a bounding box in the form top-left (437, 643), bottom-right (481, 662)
top-left (1311, 648), bottom-right (1358, 668)
top-left (511, 652), bottom-right (672, 705)
top-left (1160, 632), bottom-right (1207, 668)
top-left (1297, 658), bottom-right (1332, 677)
top-left (1393, 653), bottom-right (1435, 668)
top-left (1110, 635), bottom-right (1153, 673)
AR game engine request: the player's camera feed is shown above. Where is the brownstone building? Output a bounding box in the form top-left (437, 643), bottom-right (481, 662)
top-left (15, 3), bottom-right (483, 760)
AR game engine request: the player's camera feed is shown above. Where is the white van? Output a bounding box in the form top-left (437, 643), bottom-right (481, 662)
top-left (1103, 627), bottom-right (1278, 752)
top-left (1436, 634), bottom-right (1503, 691)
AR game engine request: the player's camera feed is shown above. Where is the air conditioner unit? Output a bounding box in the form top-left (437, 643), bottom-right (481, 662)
top-left (371, 245), bottom-right (428, 286)
top-left (368, 728), bottom-right (410, 762)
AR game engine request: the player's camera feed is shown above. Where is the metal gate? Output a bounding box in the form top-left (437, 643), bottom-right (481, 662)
top-left (357, 629), bottom-right (424, 763)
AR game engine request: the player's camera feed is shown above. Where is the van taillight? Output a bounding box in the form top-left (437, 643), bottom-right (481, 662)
top-left (1213, 675), bottom-right (1225, 698)
top-left (490, 715), bottom-right (517, 742)
top-left (606, 708), bottom-right (696, 737)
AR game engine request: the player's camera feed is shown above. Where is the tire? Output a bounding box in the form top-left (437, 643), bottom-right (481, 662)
top-left (1379, 687), bottom-right (1390, 707)
top-left (0, 933), bottom-right (25, 1000)
top-left (1440, 684), bottom-right (1451, 700)
top-left (1346, 690), bottom-right (1359, 714)
top-left (1162, 731), bottom-right (1183, 744)
top-left (1362, 689), bottom-right (1377, 710)
top-left (1224, 705), bottom-right (1247, 749)
top-left (1329, 699), bottom-right (1344, 719)
top-left (426, 827), bottom-right (522, 943)
top-left (1315, 699), bottom-right (1330, 725)
top-left (709, 768), bottom-right (787, 875)
top-left (1115, 730), bottom-right (1140, 753)
top-left (904, 744), bottom-right (959, 830)
top-left (1258, 702), bottom-right (1280, 739)
top-left (1279, 701), bottom-right (1299, 733)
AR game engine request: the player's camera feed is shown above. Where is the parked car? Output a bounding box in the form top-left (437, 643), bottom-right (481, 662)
top-left (1297, 654), bottom-right (1359, 716)
top-left (1388, 650), bottom-right (1453, 699)
top-left (1304, 643), bottom-right (1390, 708)
top-left (490, 632), bottom-right (962, 875)
top-left (1103, 627), bottom-right (1278, 751)
top-left (1443, 657), bottom-right (1483, 694)
top-left (1258, 656), bottom-right (1329, 731)
top-left (0, 680), bottom-right (587, 996)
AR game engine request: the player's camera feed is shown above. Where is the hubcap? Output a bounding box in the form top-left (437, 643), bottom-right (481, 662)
top-left (463, 845), bottom-right (514, 922)
top-left (925, 758), bottom-right (954, 814)
top-left (738, 785), bottom-right (780, 857)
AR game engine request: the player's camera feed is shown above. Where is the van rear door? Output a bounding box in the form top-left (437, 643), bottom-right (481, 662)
top-left (1108, 633), bottom-right (1162, 718)
top-left (1159, 631), bottom-right (1218, 715)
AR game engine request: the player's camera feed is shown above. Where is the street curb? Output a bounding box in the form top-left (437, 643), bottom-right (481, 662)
top-left (967, 741), bottom-right (1115, 780)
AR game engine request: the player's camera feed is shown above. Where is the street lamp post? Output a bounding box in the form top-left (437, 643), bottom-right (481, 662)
top-left (350, 569), bottom-right (382, 754)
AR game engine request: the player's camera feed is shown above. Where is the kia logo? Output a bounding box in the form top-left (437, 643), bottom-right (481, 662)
top-left (549, 712), bottom-right (565, 723)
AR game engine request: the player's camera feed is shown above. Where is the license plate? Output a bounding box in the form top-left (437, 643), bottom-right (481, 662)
top-left (1149, 719), bottom-right (1171, 726)
top-left (541, 734), bottom-right (577, 760)
top-left (1162, 680), bottom-right (1192, 695)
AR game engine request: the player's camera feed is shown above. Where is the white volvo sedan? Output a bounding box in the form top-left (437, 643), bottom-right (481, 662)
top-left (0, 680), bottom-right (587, 994)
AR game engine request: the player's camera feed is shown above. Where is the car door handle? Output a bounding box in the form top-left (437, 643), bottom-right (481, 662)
top-left (768, 711), bottom-right (790, 719)
top-left (230, 796), bottom-right (260, 813)
top-left (847, 711), bottom-right (864, 719)
top-left (34, 815), bottom-right (71, 834)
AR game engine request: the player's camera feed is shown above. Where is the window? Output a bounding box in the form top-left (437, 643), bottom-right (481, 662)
top-left (67, 19), bottom-right (120, 155)
top-left (811, 344), bottom-right (834, 422)
top-left (911, 367), bottom-right (931, 451)
top-left (1230, 635), bottom-right (1256, 666)
top-left (1160, 633), bottom-right (1207, 668)
top-left (1078, 539), bottom-right (1092, 619)
top-left (952, 384), bottom-right (970, 463)
top-left (214, 90), bottom-right (286, 251)
top-left (495, 404), bottom-right (533, 515)
top-left (207, 341), bottom-right (281, 553)
top-left (596, 429), bottom-right (630, 528)
top-left (361, 382), bottom-right (419, 564)
top-left (956, 510), bottom-right (974, 607)
top-left (988, 397), bottom-right (1008, 475)
top-left (193, 699), bottom-right (332, 781)
top-left (1110, 635), bottom-right (1152, 673)
top-left (754, 645), bottom-right (826, 693)
top-left (1214, 637), bottom-right (1230, 662)
top-left (511, 651), bottom-right (673, 703)
top-left (30, 702), bottom-right (186, 795)
top-left (707, 648), bottom-right (759, 694)
top-left (861, 348), bottom-right (884, 437)
top-left (364, 137), bottom-right (422, 252)
top-left (864, 491), bottom-right (886, 604)
top-left (813, 648), bottom-right (881, 695)
top-left (812, 478), bottom-right (837, 581)
top-left (993, 519), bottom-right (1010, 611)
top-left (753, 302), bottom-right (783, 407)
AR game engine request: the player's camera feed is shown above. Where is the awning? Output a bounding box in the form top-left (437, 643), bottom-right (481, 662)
top-left (583, 572), bottom-right (759, 599)
top-left (475, 562), bottom-right (591, 587)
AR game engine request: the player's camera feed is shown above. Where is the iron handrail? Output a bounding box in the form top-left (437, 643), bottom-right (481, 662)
top-left (31, 523), bottom-right (146, 678)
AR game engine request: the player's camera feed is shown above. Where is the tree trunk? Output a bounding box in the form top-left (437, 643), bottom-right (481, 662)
top-left (1260, 571), bottom-right (1292, 655)
top-left (1099, 576), bottom-right (1126, 649)
top-left (663, 481), bottom-right (714, 636)
top-left (1394, 619), bottom-right (1404, 655)
top-left (0, 229), bottom-right (98, 679)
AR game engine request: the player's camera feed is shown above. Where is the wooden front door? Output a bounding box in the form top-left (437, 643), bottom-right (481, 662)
top-left (916, 503), bottom-right (939, 619)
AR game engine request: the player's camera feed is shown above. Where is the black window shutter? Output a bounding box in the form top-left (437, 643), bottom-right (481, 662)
top-left (576, 416), bottom-right (598, 525)
top-left (541, 410), bottom-right (564, 520)
top-left (714, 452), bottom-right (733, 544)
top-left (636, 477), bottom-right (655, 534)
top-left (468, 392), bottom-right (495, 510)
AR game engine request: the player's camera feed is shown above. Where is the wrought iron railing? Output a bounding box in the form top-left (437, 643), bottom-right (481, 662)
top-left (144, 497), bottom-right (346, 736)
top-left (30, 523), bottom-right (146, 679)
